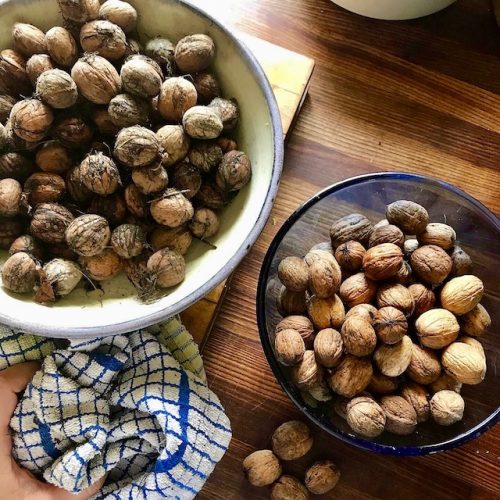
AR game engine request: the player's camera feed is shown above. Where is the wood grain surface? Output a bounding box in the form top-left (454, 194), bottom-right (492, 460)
top-left (187, 0), bottom-right (500, 498)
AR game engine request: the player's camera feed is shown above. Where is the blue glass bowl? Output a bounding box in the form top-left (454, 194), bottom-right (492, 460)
top-left (257, 172), bottom-right (500, 455)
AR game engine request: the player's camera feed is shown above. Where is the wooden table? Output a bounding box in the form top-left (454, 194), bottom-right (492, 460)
top-left (190, 0), bottom-right (500, 497)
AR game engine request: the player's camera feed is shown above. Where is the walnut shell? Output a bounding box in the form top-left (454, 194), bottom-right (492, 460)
top-left (192, 72), bottom-right (221, 104)
top-left (182, 106), bottom-right (223, 140)
top-left (147, 248), bottom-right (185, 288)
top-left (460, 304), bottom-right (491, 337)
top-left (144, 37), bottom-right (175, 71)
top-left (12, 23), bottom-right (46, 57)
top-left (308, 256), bottom-right (341, 299)
top-left (114, 126), bottom-right (160, 168)
top-left (328, 355), bottom-right (373, 398)
top-left (158, 77), bottom-right (197, 122)
top-left (0, 95), bottom-right (16, 123)
top-left (1, 251), bottom-right (38, 293)
top-left (189, 207), bottom-right (219, 239)
top-left (429, 373), bottom-right (462, 394)
top-left (406, 344), bottom-right (441, 385)
top-left (216, 150), bottom-right (251, 192)
top-left (174, 34), bottom-right (216, 73)
top-left (430, 390), bottom-right (465, 426)
top-left (408, 283), bottom-right (435, 317)
top-left (0, 178), bottom-right (22, 217)
top-left (278, 256), bottom-right (310, 292)
top-left (340, 316), bottom-right (377, 357)
top-left (276, 316), bottom-right (314, 348)
top-left (271, 475), bottom-right (309, 500)
top-left (43, 258), bottom-right (82, 296)
top-left (415, 309), bottom-right (459, 349)
top-left (80, 153), bottom-right (121, 196)
top-left (306, 294), bottom-right (345, 329)
top-left (188, 141), bottom-right (223, 173)
top-left (369, 224), bottom-right (404, 248)
top-left (275, 329), bottom-right (305, 366)
top-left (345, 303), bottom-right (378, 324)
top-left (0, 217), bottom-right (24, 249)
top-left (373, 335), bottom-right (412, 377)
top-left (99, 0), bottom-right (138, 34)
top-left (170, 162), bottom-right (202, 200)
top-left (80, 20), bottom-right (126, 60)
top-left (441, 341), bottom-right (486, 385)
top-left (304, 461), bottom-right (340, 495)
top-left (243, 450), bottom-right (282, 487)
top-left (330, 213), bottom-right (373, 248)
top-left (450, 246), bottom-right (473, 277)
top-left (272, 420), bottom-right (313, 461)
top-left (26, 54), bottom-right (55, 86)
top-left (58, 0), bottom-right (100, 22)
top-left (195, 182), bottom-right (230, 210)
top-left (339, 272), bottom-right (377, 307)
top-left (400, 382), bottom-right (430, 423)
top-left (79, 248), bottom-right (122, 281)
top-left (291, 350), bottom-right (324, 389)
top-left (440, 275), bottom-right (484, 315)
top-left (30, 203), bottom-right (74, 244)
top-left (410, 245), bottom-right (452, 285)
top-left (111, 224), bottom-right (145, 259)
top-left (9, 235), bottom-right (45, 261)
top-left (108, 93), bottom-right (150, 128)
top-left (373, 306), bottom-right (407, 344)
top-left (334, 240), bottom-right (365, 272)
top-left (209, 97), bottom-right (239, 131)
top-left (304, 248), bottom-right (336, 267)
top-left (394, 261), bottom-right (412, 285)
top-left (277, 286), bottom-right (307, 316)
top-left (36, 69), bottom-right (78, 109)
top-left (0, 49), bottom-right (31, 97)
top-left (363, 243), bottom-right (403, 281)
top-left (314, 328), bottom-right (343, 368)
top-left (0, 153), bottom-right (36, 183)
top-left (376, 283), bottom-right (414, 317)
top-left (132, 162), bottom-right (168, 195)
top-left (45, 27), bottom-right (78, 67)
top-left (156, 125), bottom-right (191, 166)
top-left (346, 396), bottom-right (386, 438)
top-left (65, 214), bottom-right (111, 257)
top-left (121, 55), bottom-right (163, 98)
top-left (52, 116), bottom-right (94, 147)
top-left (149, 225), bottom-right (192, 255)
top-left (150, 190), bottom-right (194, 228)
top-left (417, 223), bottom-right (456, 250)
top-left (124, 184), bottom-right (147, 218)
top-left (367, 372), bottom-right (398, 395)
top-left (25, 172), bottom-right (66, 205)
top-left (386, 200), bottom-right (429, 234)
top-left (36, 141), bottom-right (73, 174)
top-left (379, 395), bottom-right (417, 435)
top-left (10, 98), bottom-right (54, 143)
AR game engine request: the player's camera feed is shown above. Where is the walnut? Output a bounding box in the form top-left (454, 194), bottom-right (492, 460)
top-left (156, 125), bottom-right (191, 166)
top-left (406, 344), bottom-right (441, 385)
top-left (278, 256), bottom-right (309, 292)
top-left (150, 189), bottom-right (194, 228)
top-left (328, 355), bottom-right (373, 397)
top-left (80, 153), bottom-right (121, 196)
top-left (0, 49), bottom-right (32, 98)
top-left (373, 306), bottom-right (407, 344)
top-left (132, 162), bottom-right (168, 195)
top-left (170, 162), bottom-right (202, 200)
top-left (147, 248), bottom-right (185, 288)
top-left (340, 316), bottom-right (376, 357)
top-left (217, 136), bottom-right (238, 153)
top-left (330, 213), bottom-right (373, 248)
top-left (441, 341), bottom-right (486, 385)
top-left (379, 395), bottom-right (417, 435)
top-left (277, 286), bottom-right (307, 316)
top-left (369, 224), bottom-right (404, 248)
top-left (417, 223), bottom-right (456, 250)
top-left (52, 116), bottom-right (93, 147)
top-left (410, 245), bottom-right (452, 285)
top-left (376, 283), bottom-right (414, 317)
top-left (26, 54), bottom-right (56, 86)
top-left (276, 316), bottom-right (314, 348)
top-left (216, 150), bottom-right (251, 191)
top-left (346, 396), bottom-right (386, 438)
top-left (449, 246), bottom-right (473, 277)
top-left (395, 261), bottom-right (412, 285)
top-left (333, 396), bottom-right (350, 420)
top-left (188, 141), bottom-right (223, 173)
top-left (30, 203), bottom-right (74, 244)
top-left (144, 37), bottom-right (175, 72)
top-left (65, 214), bottom-right (110, 257)
top-left (0, 217), bottom-right (24, 249)
top-left (440, 275), bottom-right (484, 315)
top-left (1, 252), bottom-right (38, 293)
top-left (271, 476), bottom-right (309, 500)
top-left (93, 107), bottom-right (121, 136)
top-left (373, 219), bottom-right (389, 230)
top-left (0, 95), bottom-right (16, 123)
top-left (386, 200), bottom-right (429, 234)
top-left (367, 372), bottom-right (398, 395)
top-left (373, 336), bottom-right (412, 377)
top-left (242, 450), bottom-right (282, 487)
top-left (314, 328), bottom-right (343, 368)
top-left (272, 420), bottom-right (313, 460)
top-left (363, 243), bottom-right (403, 281)
top-left (24, 172), bottom-right (65, 205)
top-left (334, 240), bottom-right (365, 272)
top-left (304, 248), bottom-right (336, 267)
top-left (195, 182), bottom-right (231, 210)
top-left (108, 93), bottom-right (150, 128)
top-left (209, 97), bottom-right (239, 131)
top-left (158, 77), bottom-right (197, 122)
top-left (40, 258), bottom-right (82, 299)
top-left (80, 248), bottom-right (122, 281)
top-left (58, 0), bottom-right (100, 23)
top-left (415, 309), bottom-right (459, 349)
top-left (11, 23), bottom-right (47, 57)
top-left (309, 241), bottom-right (333, 253)
top-left (36, 68), bottom-right (78, 110)
top-left (307, 381), bottom-right (333, 402)
top-left (306, 294), bottom-right (345, 329)
top-left (291, 350), bottom-right (324, 389)
top-left (403, 238), bottom-right (419, 257)
top-left (193, 72), bottom-right (221, 104)
top-left (0, 153), bottom-right (36, 183)
top-left (304, 461), bottom-right (340, 495)
top-left (430, 373), bottom-right (462, 394)
top-left (121, 55), bottom-right (163, 98)
top-left (0, 178), bottom-right (22, 217)
top-left (189, 207), bottom-right (219, 239)
top-left (339, 272), bottom-right (376, 307)
top-left (80, 20), bottom-right (126, 60)
top-left (182, 106), bottom-right (223, 140)
top-left (36, 141), bottom-right (73, 174)
top-left (408, 284), bottom-right (435, 316)
top-left (460, 304), bottom-right (491, 337)
top-left (149, 225), bottom-right (192, 255)
top-left (430, 390), bottom-right (465, 426)
top-left (124, 184), bottom-right (147, 218)
top-left (111, 224), bottom-right (145, 259)
top-left (114, 126), bottom-right (160, 168)
top-left (10, 98), bottom-right (54, 143)
top-left (174, 34), bottom-right (216, 73)
top-left (9, 235), bottom-right (45, 261)
top-left (275, 329), bottom-right (305, 366)
top-left (400, 382), bottom-right (430, 423)
top-left (308, 257), bottom-right (341, 298)
top-left (99, 0), bottom-right (138, 34)
top-left (345, 303), bottom-right (377, 324)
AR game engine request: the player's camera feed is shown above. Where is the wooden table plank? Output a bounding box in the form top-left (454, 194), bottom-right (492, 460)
top-left (187, 0), bottom-right (500, 498)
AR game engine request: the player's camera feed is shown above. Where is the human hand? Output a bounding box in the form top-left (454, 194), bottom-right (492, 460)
top-left (0, 362), bottom-right (105, 500)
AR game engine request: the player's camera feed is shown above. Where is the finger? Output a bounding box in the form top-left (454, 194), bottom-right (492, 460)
top-left (0, 362), bottom-right (41, 393)
top-left (40, 474), bottom-right (107, 500)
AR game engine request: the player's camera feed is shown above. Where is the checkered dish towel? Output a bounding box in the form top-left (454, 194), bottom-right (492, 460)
top-left (0, 318), bottom-right (232, 499)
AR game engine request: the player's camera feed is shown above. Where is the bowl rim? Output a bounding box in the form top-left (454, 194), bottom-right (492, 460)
top-left (257, 171), bottom-right (500, 456)
top-left (0, 0), bottom-right (284, 338)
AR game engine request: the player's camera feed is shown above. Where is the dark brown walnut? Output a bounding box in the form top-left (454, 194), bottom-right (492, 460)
top-left (0, 49), bottom-right (32, 98)
top-left (45, 27), bottom-right (78, 67)
top-left (189, 208), bottom-right (220, 240)
top-left (308, 257), bottom-right (341, 298)
top-left (406, 343), bottom-right (441, 385)
top-left (26, 54), bottom-right (56, 86)
top-left (174, 34), bottom-right (216, 73)
top-left (80, 153), bottom-right (121, 196)
top-left (345, 303), bottom-right (378, 324)
top-left (9, 235), bottom-right (45, 261)
top-left (400, 382), bottom-right (430, 423)
top-left (188, 141), bottom-right (223, 173)
top-left (379, 395), bottom-right (417, 435)
top-left (415, 309), bottom-right (459, 349)
top-left (121, 55), bottom-right (163, 98)
top-left (36, 141), bottom-right (73, 174)
top-left (65, 214), bottom-right (111, 257)
top-left (68, 165), bottom-right (97, 207)
top-left (367, 372), bottom-right (398, 395)
top-left (0, 153), bottom-right (35, 182)
top-left (24, 173), bottom-right (66, 205)
top-left (157, 125), bottom-right (191, 167)
top-left (79, 248), bottom-right (122, 281)
top-left (149, 225), bottom-right (193, 255)
top-left (376, 283), bottom-right (414, 317)
top-left (195, 182), bottom-right (230, 210)
top-left (334, 240), bottom-right (365, 272)
top-left (339, 272), bottom-right (377, 307)
top-left (307, 294), bottom-right (345, 329)
top-left (192, 72), bottom-right (221, 104)
top-left (275, 315), bottom-right (314, 348)
top-left (314, 328), bottom-right (343, 368)
top-left (373, 306), bottom-right (407, 344)
top-left (333, 396), bottom-right (350, 420)
top-left (216, 150), bottom-right (251, 192)
top-left (108, 93), bottom-right (150, 128)
top-left (460, 304), bottom-right (491, 337)
top-left (271, 420), bottom-right (313, 461)
top-left (277, 285), bottom-right (307, 316)
top-left (0, 217), bottom-right (24, 249)
top-left (328, 354), bottom-right (373, 397)
top-left (11, 23), bottom-right (47, 57)
top-left (114, 126), bottom-right (160, 168)
top-left (0, 178), bottom-right (22, 217)
top-left (346, 396), bottom-right (386, 438)
top-left (242, 450), bottom-right (282, 487)
top-left (278, 256), bottom-right (309, 293)
top-left (170, 163), bottom-right (202, 200)
top-left (330, 213), bottom-right (373, 248)
top-left (150, 189), bottom-right (194, 228)
top-left (291, 350), bottom-right (324, 389)
top-left (147, 248), bottom-right (185, 288)
top-left (363, 243), bottom-right (403, 281)
top-left (124, 184), bottom-right (148, 218)
top-left (80, 19), bottom-right (127, 60)
top-left (209, 97), bottom-right (239, 131)
top-left (132, 162), bottom-right (168, 195)
top-left (271, 475), bottom-right (309, 500)
top-left (0, 95), bottom-right (16, 123)
top-left (417, 223), bottom-right (456, 250)
top-left (10, 98), bottom-right (54, 143)
top-left (373, 336), bottom-right (413, 377)
top-left (369, 224), bottom-right (404, 248)
top-left (449, 246), bottom-right (473, 277)
top-left (275, 329), bottom-right (305, 366)
top-left (341, 316), bottom-right (376, 357)
top-left (30, 203), bottom-right (74, 244)
top-left (408, 283), bottom-right (435, 316)
top-left (410, 245), bottom-right (452, 285)
top-left (386, 200), bottom-right (429, 235)
top-left (158, 77), bottom-right (197, 122)
top-left (304, 460), bottom-right (340, 495)
top-left (217, 136), bottom-right (238, 153)
top-left (93, 108), bottom-right (121, 136)
top-left (52, 116), bottom-right (94, 147)
top-left (1, 251), bottom-right (38, 293)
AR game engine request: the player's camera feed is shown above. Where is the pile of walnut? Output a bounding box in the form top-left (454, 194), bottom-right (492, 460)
top-left (243, 420), bottom-right (340, 499)
top-left (274, 200), bottom-right (491, 438)
top-left (0, 0), bottom-right (251, 303)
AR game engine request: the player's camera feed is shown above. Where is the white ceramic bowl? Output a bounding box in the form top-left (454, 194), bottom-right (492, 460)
top-left (0, 0), bottom-right (283, 338)
top-left (330, 0), bottom-right (456, 20)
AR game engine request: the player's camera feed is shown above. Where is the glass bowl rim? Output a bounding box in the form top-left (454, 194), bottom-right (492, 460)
top-left (256, 171), bottom-right (500, 456)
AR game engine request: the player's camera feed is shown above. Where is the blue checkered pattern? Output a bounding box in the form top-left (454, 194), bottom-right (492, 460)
top-left (0, 320), bottom-right (231, 499)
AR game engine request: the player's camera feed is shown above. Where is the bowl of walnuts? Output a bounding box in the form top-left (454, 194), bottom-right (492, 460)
top-left (257, 172), bottom-right (499, 455)
top-left (0, 0), bottom-right (283, 337)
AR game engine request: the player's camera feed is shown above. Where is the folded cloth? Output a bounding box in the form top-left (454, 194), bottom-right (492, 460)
top-left (0, 318), bottom-right (231, 499)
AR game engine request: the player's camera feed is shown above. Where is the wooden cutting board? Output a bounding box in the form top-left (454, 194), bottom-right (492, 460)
top-left (180, 34), bottom-right (315, 347)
